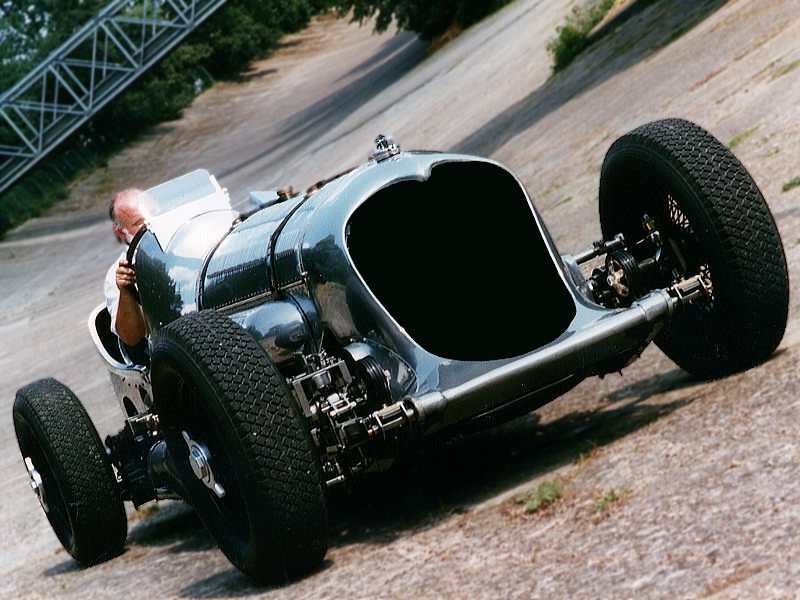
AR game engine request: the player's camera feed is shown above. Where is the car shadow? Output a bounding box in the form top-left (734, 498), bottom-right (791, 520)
top-left (126, 502), bottom-right (208, 550)
top-left (165, 366), bottom-right (696, 597)
top-left (42, 558), bottom-right (82, 577)
top-left (601, 366), bottom-right (696, 404)
top-left (453, 0), bottom-right (726, 157)
top-left (325, 378), bottom-right (695, 549)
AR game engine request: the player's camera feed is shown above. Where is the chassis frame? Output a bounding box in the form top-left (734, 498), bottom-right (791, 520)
top-left (88, 139), bottom-right (708, 497)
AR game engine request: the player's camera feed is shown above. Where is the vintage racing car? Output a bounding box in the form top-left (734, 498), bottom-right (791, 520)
top-left (13, 119), bottom-right (789, 582)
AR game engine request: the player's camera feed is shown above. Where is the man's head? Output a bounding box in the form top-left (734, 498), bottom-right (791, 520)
top-left (110, 188), bottom-right (151, 244)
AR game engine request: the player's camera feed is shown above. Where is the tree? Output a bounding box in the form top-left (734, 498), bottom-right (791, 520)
top-left (328, 0), bottom-right (511, 41)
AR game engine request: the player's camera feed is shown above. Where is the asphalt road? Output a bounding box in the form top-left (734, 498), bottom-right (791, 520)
top-left (1, 0), bottom-right (800, 598)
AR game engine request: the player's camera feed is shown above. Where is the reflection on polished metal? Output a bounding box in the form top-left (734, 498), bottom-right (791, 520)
top-left (106, 152), bottom-right (687, 431)
top-left (371, 134), bottom-right (400, 162)
top-left (90, 150), bottom-right (708, 494)
top-left (0, 0), bottom-right (228, 195)
top-left (182, 431), bottom-right (225, 499)
top-left (24, 457), bottom-right (48, 513)
top-left (411, 291), bottom-right (677, 433)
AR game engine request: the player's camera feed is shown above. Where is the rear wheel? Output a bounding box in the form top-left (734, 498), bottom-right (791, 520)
top-left (599, 119), bottom-right (789, 377)
top-left (151, 310), bottom-right (328, 583)
top-left (13, 378), bottom-right (127, 565)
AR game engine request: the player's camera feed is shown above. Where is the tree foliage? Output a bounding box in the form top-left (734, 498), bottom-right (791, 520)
top-left (328, 0), bottom-right (512, 40)
top-left (0, 0), bottom-right (326, 138)
top-left (0, 0), bottom-right (327, 235)
top-left (547, 0), bottom-right (616, 73)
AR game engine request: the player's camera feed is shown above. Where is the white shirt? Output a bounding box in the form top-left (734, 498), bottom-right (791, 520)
top-left (104, 251), bottom-right (126, 336)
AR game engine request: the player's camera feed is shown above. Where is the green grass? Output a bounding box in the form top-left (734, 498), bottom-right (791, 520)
top-left (593, 488), bottom-right (629, 513)
top-left (547, 0), bottom-right (617, 74)
top-left (773, 59), bottom-right (800, 80)
top-left (782, 176), bottom-right (800, 193)
top-left (515, 480), bottom-right (564, 514)
top-left (727, 126), bottom-right (759, 150)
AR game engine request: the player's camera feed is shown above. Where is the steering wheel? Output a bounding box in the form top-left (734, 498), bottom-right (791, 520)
top-left (117, 224), bottom-right (149, 366)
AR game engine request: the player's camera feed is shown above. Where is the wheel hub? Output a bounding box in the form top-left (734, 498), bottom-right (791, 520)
top-left (24, 456), bottom-right (48, 513)
top-left (182, 431), bottom-right (226, 498)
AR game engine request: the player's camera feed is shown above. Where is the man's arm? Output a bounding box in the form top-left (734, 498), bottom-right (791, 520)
top-left (115, 259), bottom-right (147, 346)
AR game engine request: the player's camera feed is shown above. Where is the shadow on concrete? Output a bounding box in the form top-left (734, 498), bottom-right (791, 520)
top-left (0, 210), bottom-right (107, 242)
top-left (453, 0), bottom-right (726, 157)
top-left (602, 367), bottom-right (695, 404)
top-left (236, 67), bottom-right (279, 83)
top-left (127, 502), bottom-right (204, 548)
top-left (323, 380), bottom-right (695, 550)
top-left (160, 365), bottom-right (696, 596)
top-left (179, 570), bottom-right (269, 598)
top-left (42, 558), bottom-right (82, 577)
top-left (275, 39), bottom-right (303, 51)
top-left (337, 33), bottom-right (418, 82)
top-left (216, 32), bottom-right (426, 181)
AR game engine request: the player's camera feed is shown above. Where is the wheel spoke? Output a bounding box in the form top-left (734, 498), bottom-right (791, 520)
top-left (666, 193), bottom-right (693, 234)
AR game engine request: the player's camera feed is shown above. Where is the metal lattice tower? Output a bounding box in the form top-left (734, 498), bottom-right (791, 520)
top-left (0, 0), bottom-right (228, 195)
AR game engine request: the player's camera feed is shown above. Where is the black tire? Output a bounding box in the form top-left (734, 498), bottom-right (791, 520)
top-left (150, 310), bottom-right (328, 583)
top-left (12, 378), bottom-right (127, 565)
top-left (599, 118), bottom-right (789, 377)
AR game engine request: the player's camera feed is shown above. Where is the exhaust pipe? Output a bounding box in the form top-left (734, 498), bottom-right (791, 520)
top-left (411, 291), bottom-right (677, 434)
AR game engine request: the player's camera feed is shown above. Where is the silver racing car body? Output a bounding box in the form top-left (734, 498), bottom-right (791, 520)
top-left (91, 140), bottom-right (691, 466)
top-left (17, 122), bottom-right (786, 581)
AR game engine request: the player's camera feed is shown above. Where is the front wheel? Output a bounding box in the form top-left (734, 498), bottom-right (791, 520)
top-left (13, 378), bottom-right (128, 565)
top-left (599, 118), bottom-right (789, 377)
top-left (151, 310), bottom-right (328, 583)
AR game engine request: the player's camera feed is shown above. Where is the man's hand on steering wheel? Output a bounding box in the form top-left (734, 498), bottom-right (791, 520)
top-left (115, 258), bottom-right (137, 291)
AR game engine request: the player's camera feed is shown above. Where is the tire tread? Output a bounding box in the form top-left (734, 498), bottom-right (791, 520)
top-left (153, 311), bottom-right (327, 580)
top-left (13, 378), bottom-right (127, 565)
top-left (601, 119), bottom-right (789, 375)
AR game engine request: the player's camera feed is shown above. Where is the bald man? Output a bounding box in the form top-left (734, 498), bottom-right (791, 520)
top-left (104, 188), bottom-right (149, 347)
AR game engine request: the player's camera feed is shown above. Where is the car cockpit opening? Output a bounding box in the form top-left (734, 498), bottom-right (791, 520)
top-left (346, 160), bottom-right (576, 361)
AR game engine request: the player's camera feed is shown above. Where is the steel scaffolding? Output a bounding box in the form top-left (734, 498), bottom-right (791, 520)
top-left (0, 0), bottom-right (228, 195)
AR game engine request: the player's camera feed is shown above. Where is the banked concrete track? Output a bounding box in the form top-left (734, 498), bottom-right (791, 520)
top-left (2, 1), bottom-right (800, 598)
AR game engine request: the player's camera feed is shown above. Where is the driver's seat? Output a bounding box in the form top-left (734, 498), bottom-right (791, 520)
top-left (93, 306), bottom-right (149, 367)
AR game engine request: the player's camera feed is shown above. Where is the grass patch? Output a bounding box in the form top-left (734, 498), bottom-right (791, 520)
top-left (515, 480), bottom-right (563, 514)
top-left (547, 0), bottom-right (617, 74)
top-left (727, 126), bottom-right (758, 150)
top-left (593, 488), bottom-right (629, 513)
top-left (782, 177), bottom-right (800, 193)
top-left (773, 59), bottom-right (800, 80)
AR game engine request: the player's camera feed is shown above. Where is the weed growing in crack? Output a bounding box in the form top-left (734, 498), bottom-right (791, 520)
top-left (782, 177), bottom-right (800, 193)
top-left (593, 488), bottom-right (630, 513)
top-left (515, 480), bottom-right (564, 514)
